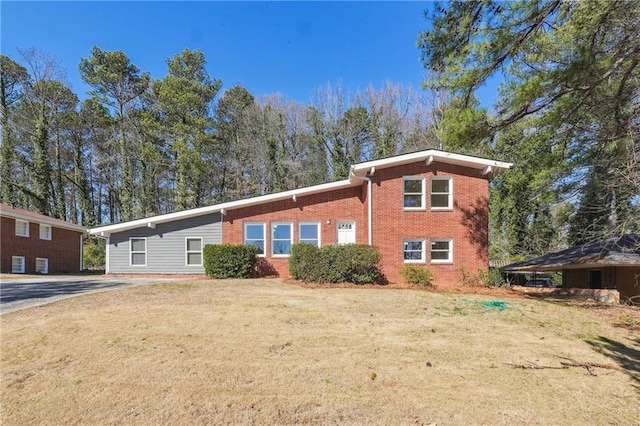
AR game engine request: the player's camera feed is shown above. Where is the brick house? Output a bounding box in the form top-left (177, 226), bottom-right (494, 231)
top-left (90, 150), bottom-right (511, 283)
top-left (1, 204), bottom-right (87, 274)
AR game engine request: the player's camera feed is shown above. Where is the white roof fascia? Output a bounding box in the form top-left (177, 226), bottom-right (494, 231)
top-left (90, 149), bottom-right (514, 236)
top-left (90, 178), bottom-right (356, 235)
top-left (352, 149), bottom-right (513, 174)
top-left (0, 208), bottom-right (87, 233)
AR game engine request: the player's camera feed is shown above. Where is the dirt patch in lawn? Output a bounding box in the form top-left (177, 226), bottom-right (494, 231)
top-left (2, 279), bottom-right (639, 425)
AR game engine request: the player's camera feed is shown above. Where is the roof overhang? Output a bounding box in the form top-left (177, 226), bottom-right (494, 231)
top-left (352, 149), bottom-right (513, 176)
top-left (503, 261), bottom-right (640, 272)
top-left (90, 149), bottom-right (513, 237)
top-left (0, 207), bottom-right (87, 233)
top-left (90, 178), bottom-right (359, 236)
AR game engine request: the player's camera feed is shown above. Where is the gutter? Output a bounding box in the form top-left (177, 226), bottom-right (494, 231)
top-left (349, 167), bottom-right (373, 245)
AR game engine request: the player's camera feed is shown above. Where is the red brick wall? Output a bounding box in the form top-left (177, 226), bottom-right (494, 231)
top-left (1, 216), bottom-right (83, 273)
top-left (223, 186), bottom-right (368, 277)
top-left (222, 160), bottom-right (490, 285)
top-left (370, 162), bottom-right (489, 284)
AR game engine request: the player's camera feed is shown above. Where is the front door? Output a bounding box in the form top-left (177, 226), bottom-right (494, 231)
top-left (337, 221), bottom-right (356, 245)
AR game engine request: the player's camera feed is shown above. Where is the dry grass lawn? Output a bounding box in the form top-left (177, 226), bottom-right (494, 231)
top-left (1, 279), bottom-right (639, 425)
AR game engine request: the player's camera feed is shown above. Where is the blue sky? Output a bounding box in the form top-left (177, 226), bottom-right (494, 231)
top-left (2, 1), bottom-right (500, 107)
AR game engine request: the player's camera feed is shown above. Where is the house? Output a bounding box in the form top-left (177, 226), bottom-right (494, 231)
top-left (89, 150), bottom-right (512, 284)
top-left (502, 234), bottom-right (640, 302)
top-left (0, 204), bottom-right (87, 274)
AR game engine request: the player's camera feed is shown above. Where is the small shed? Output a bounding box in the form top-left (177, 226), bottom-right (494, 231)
top-left (502, 234), bottom-right (640, 303)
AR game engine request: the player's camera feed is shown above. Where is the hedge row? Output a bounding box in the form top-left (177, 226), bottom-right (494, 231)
top-left (203, 244), bottom-right (258, 278)
top-left (289, 243), bottom-right (382, 284)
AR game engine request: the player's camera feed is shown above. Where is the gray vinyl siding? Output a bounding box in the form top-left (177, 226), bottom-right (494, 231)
top-left (108, 213), bottom-right (221, 274)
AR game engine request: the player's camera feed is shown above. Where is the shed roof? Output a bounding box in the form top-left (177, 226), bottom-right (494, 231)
top-left (90, 149), bottom-right (512, 236)
top-left (501, 234), bottom-right (640, 271)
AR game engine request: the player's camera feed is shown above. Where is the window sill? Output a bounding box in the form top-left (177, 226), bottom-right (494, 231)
top-left (403, 260), bottom-right (426, 264)
top-left (272, 255), bottom-right (291, 259)
top-left (403, 208), bottom-right (426, 212)
top-left (431, 260), bottom-right (453, 264)
top-left (430, 208), bottom-right (453, 212)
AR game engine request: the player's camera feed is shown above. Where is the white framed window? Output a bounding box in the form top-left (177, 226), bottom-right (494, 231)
top-left (130, 238), bottom-right (147, 266)
top-left (244, 222), bottom-right (266, 256)
top-left (271, 222), bottom-right (293, 257)
top-left (299, 222), bottom-right (321, 247)
top-left (39, 224), bottom-right (52, 240)
top-left (35, 257), bottom-right (49, 274)
top-left (12, 256), bottom-right (25, 273)
top-left (15, 219), bottom-right (29, 237)
top-left (403, 177), bottom-right (425, 209)
top-left (185, 237), bottom-right (203, 266)
top-left (403, 239), bottom-right (425, 263)
top-left (431, 177), bottom-right (452, 209)
top-left (430, 239), bottom-right (452, 263)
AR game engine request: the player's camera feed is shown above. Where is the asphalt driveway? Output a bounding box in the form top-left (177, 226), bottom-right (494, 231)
top-left (0, 275), bottom-right (181, 314)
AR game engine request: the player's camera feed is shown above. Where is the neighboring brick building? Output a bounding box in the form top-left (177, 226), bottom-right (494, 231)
top-left (90, 150), bottom-right (512, 284)
top-left (0, 204), bottom-right (87, 274)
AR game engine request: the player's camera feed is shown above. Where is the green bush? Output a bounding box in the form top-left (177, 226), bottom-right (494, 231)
top-left (289, 243), bottom-right (320, 279)
top-left (289, 243), bottom-right (382, 284)
top-left (203, 244), bottom-right (258, 278)
top-left (399, 264), bottom-right (435, 287)
top-left (83, 237), bottom-right (105, 270)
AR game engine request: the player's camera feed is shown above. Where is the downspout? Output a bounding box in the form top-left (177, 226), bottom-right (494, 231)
top-left (349, 168), bottom-right (373, 245)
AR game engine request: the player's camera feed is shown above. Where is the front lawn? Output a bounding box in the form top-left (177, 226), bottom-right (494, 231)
top-left (1, 279), bottom-right (638, 424)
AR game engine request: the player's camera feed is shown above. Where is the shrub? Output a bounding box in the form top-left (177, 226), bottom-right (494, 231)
top-left (203, 244), bottom-right (258, 278)
top-left (289, 243), bottom-right (382, 284)
top-left (289, 243), bottom-right (320, 279)
top-left (488, 267), bottom-right (507, 287)
top-left (83, 237), bottom-right (105, 270)
top-left (458, 265), bottom-right (507, 287)
top-left (399, 264), bottom-right (435, 287)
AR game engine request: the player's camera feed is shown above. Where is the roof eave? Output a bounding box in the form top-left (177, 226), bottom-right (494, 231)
top-left (0, 209), bottom-right (87, 233)
top-left (90, 178), bottom-right (357, 236)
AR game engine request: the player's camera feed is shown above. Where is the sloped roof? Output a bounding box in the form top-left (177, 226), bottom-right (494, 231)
top-left (90, 149), bottom-right (512, 236)
top-left (502, 234), bottom-right (640, 271)
top-left (0, 203), bottom-right (87, 232)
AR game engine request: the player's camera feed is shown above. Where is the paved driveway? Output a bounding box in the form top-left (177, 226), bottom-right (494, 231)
top-left (0, 275), bottom-right (181, 314)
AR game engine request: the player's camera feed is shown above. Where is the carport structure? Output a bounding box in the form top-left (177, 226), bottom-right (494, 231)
top-left (502, 234), bottom-right (640, 303)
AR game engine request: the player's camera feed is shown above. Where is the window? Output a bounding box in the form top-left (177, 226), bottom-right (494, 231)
top-left (403, 239), bottom-right (425, 263)
top-left (130, 238), bottom-right (147, 266)
top-left (430, 239), bottom-right (452, 263)
top-left (15, 219), bottom-right (29, 237)
top-left (12, 256), bottom-right (25, 273)
top-left (431, 177), bottom-right (452, 209)
top-left (299, 222), bottom-right (321, 247)
top-left (272, 222), bottom-right (293, 256)
top-left (403, 177), bottom-right (425, 209)
top-left (186, 238), bottom-right (203, 266)
top-left (39, 224), bottom-right (52, 240)
top-left (35, 258), bottom-right (48, 274)
top-left (244, 223), bottom-right (266, 256)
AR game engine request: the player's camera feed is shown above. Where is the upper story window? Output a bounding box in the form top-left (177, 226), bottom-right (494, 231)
top-left (272, 222), bottom-right (293, 257)
top-left (431, 177), bottom-right (452, 209)
top-left (403, 177), bottom-right (425, 210)
top-left (185, 237), bottom-right (203, 266)
top-left (403, 239), bottom-right (425, 263)
top-left (130, 238), bottom-right (147, 266)
top-left (430, 239), bottom-right (452, 263)
top-left (244, 223), bottom-right (266, 256)
top-left (15, 219), bottom-right (29, 237)
top-left (39, 224), bottom-right (52, 240)
top-left (299, 222), bottom-right (321, 247)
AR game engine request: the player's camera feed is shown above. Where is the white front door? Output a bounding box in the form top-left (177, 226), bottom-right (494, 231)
top-left (337, 221), bottom-right (356, 245)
